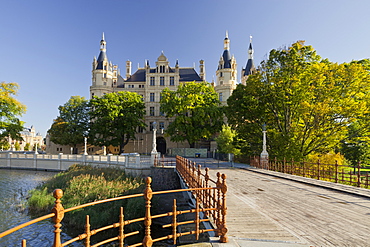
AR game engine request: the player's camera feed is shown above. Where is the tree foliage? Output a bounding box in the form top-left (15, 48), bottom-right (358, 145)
top-left (160, 81), bottom-right (224, 148)
top-left (215, 124), bottom-right (240, 155)
top-left (226, 41), bottom-right (370, 160)
top-left (340, 121), bottom-right (370, 167)
top-left (89, 91), bottom-right (146, 154)
top-left (0, 82), bottom-right (26, 141)
top-left (48, 96), bottom-right (89, 150)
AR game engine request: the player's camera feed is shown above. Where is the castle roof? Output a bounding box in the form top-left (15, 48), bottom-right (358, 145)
top-left (96, 50), bottom-right (107, 70)
top-left (243, 58), bottom-right (255, 76)
top-left (125, 68), bottom-right (202, 82)
top-left (222, 50), bottom-right (232, 68)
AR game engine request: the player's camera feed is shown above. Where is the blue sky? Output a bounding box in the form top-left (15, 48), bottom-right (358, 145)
top-left (2, 0), bottom-right (370, 137)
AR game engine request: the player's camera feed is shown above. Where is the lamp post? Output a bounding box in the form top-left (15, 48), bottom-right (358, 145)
top-left (84, 137), bottom-right (88, 155)
top-left (260, 123), bottom-right (269, 168)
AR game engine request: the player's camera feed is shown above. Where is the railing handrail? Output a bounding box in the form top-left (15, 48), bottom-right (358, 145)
top-left (250, 156), bottom-right (370, 189)
top-left (0, 156), bottom-right (228, 246)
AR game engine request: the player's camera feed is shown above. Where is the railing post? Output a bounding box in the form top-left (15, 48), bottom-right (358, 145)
top-left (219, 174), bottom-right (228, 243)
top-left (335, 160), bottom-right (338, 183)
top-left (216, 172), bottom-right (222, 235)
top-left (143, 177), bottom-right (153, 247)
top-left (51, 189), bottom-right (64, 247)
top-left (317, 159), bottom-right (321, 180)
top-left (119, 207), bottom-right (124, 247)
top-left (291, 158), bottom-right (294, 175)
top-left (197, 165), bottom-right (202, 198)
top-left (172, 199), bottom-right (178, 245)
top-left (357, 162), bottom-right (361, 187)
top-left (283, 157), bottom-right (286, 173)
top-left (205, 168), bottom-right (210, 215)
top-left (85, 215), bottom-right (91, 247)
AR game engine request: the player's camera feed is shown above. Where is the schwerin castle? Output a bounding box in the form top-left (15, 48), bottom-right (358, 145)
top-left (46, 32), bottom-right (255, 155)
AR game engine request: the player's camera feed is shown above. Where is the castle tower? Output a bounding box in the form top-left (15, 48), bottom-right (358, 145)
top-left (90, 33), bottom-right (116, 98)
top-left (241, 36), bottom-right (256, 85)
top-left (215, 31), bottom-right (237, 105)
top-left (199, 60), bottom-right (206, 81)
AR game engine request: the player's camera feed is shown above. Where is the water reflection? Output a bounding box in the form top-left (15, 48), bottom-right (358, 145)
top-left (0, 169), bottom-right (83, 247)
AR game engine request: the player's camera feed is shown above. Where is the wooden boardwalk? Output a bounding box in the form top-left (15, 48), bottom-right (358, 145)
top-left (206, 166), bottom-right (370, 246)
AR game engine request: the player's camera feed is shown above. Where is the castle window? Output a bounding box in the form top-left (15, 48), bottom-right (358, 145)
top-left (138, 126), bottom-right (144, 133)
top-left (149, 122), bottom-right (154, 131)
top-left (159, 122), bottom-right (165, 130)
top-left (160, 77), bottom-right (165, 86)
top-left (170, 76), bottom-right (174, 86)
top-left (150, 77), bottom-right (155, 86)
top-left (150, 107), bottom-right (155, 116)
top-left (159, 65), bottom-right (165, 73)
top-left (220, 72), bottom-right (223, 77)
top-left (150, 93), bottom-right (155, 102)
top-left (219, 93), bottom-right (223, 102)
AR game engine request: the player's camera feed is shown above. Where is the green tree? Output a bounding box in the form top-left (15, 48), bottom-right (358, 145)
top-left (160, 81), bottom-right (224, 148)
top-left (0, 140), bottom-right (10, 150)
top-left (0, 82), bottom-right (26, 141)
top-left (47, 96), bottom-right (89, 153)
top-left (215, 124), bottom-right (240, 155)
top-left (89, 91), bottom-right (146, 154)
top-left (227, 41), bottom-right (370, 160)
top-left (340, 121), bottom-right (370, 167)
top-left (24, 142), bottom-right (30, 151)
top-left (14, 141), bottom-right (20, 151)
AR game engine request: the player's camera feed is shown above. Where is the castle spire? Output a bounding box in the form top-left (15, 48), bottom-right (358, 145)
top-left (248, 35), bottom-right (254, 60)
top-left (96, 33), bottom-right (108, 69)
top-left (224, 31), bottom-right (230, 50)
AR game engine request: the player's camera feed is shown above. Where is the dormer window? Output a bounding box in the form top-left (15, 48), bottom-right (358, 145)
top-left (159, 65), bottom-right (165, 73)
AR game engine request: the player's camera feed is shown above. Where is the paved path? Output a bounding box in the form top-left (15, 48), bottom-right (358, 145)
top-left (199, 164), bottom-right (370, 247)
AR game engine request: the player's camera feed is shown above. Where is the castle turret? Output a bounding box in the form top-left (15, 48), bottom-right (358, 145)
top-left (90, 33), bottom-right (116, 98)
top-left (215, 31), bottom-right (237, 105)
top-left (241, 36), bottom-right (256, 85)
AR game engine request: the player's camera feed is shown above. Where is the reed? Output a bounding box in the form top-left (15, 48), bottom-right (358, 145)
top-left (27, 164), bottom-right (145, 239)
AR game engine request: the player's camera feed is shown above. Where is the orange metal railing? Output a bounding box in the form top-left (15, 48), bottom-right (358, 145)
top-left (0, 156), bottom-right (227, 246)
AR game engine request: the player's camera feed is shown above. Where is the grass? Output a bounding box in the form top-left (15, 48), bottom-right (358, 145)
top-left (27, 164), bottom-right (146, 244)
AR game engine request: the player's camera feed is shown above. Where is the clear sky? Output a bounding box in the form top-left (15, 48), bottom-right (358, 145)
top-left (2, 0), bottom-right (370, 137)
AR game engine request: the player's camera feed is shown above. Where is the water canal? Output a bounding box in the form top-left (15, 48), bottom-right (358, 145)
top-left (0, 169), bottom-right (82, 247)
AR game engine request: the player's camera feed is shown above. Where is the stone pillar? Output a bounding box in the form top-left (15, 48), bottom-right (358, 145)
top-left (260, 124), bottom-right (269, 168)
top-left (151, 122), bottom-right (158, 166)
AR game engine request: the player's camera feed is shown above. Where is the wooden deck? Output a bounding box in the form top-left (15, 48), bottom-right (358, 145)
top-left (207, 166), bottom-right (370, 246)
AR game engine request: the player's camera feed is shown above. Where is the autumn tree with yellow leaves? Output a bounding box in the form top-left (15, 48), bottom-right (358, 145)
top-left (0, 82), bottom-right (26, 145)
top-left (226, 41), bottom-right (370, 161)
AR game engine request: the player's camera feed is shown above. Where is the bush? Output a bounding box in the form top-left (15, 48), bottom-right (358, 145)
top-left (27, 164), bottom-right (145, 243)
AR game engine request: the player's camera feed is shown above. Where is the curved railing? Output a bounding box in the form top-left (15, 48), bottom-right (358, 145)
top-left (0, 156), bottom-right (228, 247)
